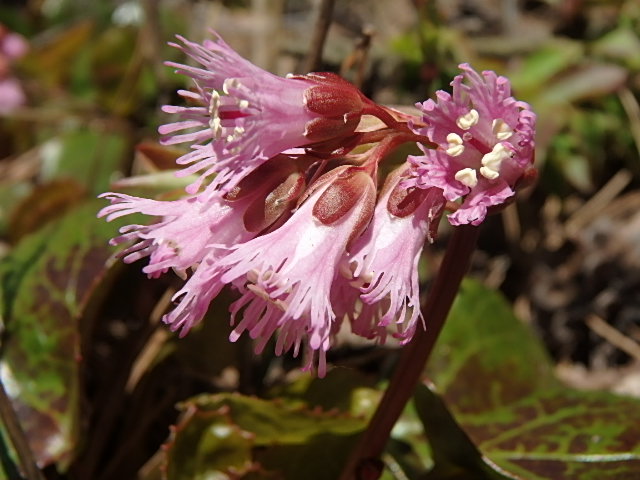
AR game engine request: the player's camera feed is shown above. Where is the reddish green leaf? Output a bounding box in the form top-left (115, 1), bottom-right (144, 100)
top-left (163, 393), bottom-right (367, 480)
top-left (421, 279), bottom-right (640, 479)
top-left (0, 200), bottom-right (129, 469)
top-left (414, 383), bottom-right (517, 480)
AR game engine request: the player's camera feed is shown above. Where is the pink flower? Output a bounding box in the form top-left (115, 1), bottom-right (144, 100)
top-left (409, 63), bottom-right (536, 226)
top-left (344, 166), bottom-right (445, 342)
top-left (218, 166), bottom-right (377, 376)
top-left (100, 31), bottom-right (537, 376)
top-left (0, 77), bottom-right (25, 114)
top-left (0, 26), bottom-right (28, 114)
top-left (99, 156), bottom-right (307, 334)
top-left (160, 33), bottom-right (366, 194)
top-left (0, 30), bottom-right (28, 60)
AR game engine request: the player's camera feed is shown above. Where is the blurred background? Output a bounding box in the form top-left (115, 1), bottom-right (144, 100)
top-left (1, 0), bottom-right (640, 479)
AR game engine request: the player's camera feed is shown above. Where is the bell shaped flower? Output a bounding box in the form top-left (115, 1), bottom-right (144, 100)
top-left (100, 156), bottom-right (307, 334)
top-left (345, 166), bottom-right (445, 342)
top-left (409, 63), bottom-right (536, 226)
top-left (160, 33), bottom-right (366, 193)
top-left (218, 165), bottom-right (377, 376)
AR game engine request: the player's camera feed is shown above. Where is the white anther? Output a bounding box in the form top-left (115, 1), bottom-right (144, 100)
top-left (246, 269), bottom-right (260, 284)
top-left (445, 133), bottom-right (465, 157)
top-left (247, 284), bottom-right (272, 302)
top-left (492, 118), bottom-right (513, 140)
top-left (480, 143), bottom-right (510, 179)
top-left (286, 73), bottom-right (295, 78)
top-left (454, 168), bottom-right (478, 188)
top-left (209, 116), bottom-right (222, 139)
top-left (237, 99), bottom-right (249, 109)
top-left (234, 126), bottom-right (245, 136)
top-left (456, 109), bottom-right (479, 130)
top-left (222, 78), bottom-right (240, 95)
top-left (208, 90), bottom-right (220, 115)
top-left (479, 166), bottom-right (500, 180)
top-left (226, 134), bottom-right (236, 142)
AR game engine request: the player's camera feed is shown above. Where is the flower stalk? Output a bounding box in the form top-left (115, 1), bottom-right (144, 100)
top-left (339, 223), bottom-right (481, 480)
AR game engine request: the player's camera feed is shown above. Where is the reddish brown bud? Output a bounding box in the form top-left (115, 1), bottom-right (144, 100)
top-left (387, 184), bottom-right (430, 218)
top-left (224, 155), bottom-right (309, 233)
top-left (301, 72), bottom-right (365, 143)
top-left (304, 84), bottom-right (364, 117)
top-left (225, 155), bottom-right (298, 202)
top-left (243, 170), bottom-right (306, 233)
top-left (303, 114), bottom-right (361, 143)
top-left (312, 167), bottom-right (376, 245)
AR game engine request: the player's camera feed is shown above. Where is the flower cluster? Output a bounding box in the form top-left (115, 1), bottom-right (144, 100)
top-left (99, 32), bottom-right (535, 376)
top-left (0, 25), bottom-right (28, 115)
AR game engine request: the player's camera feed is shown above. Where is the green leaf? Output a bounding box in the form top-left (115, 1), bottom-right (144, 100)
top-left (592, 27), bottom-right (640, 70)
top-left (0, 200), bottom-right (128, 470)
top-left (540, 63), bottom-right (627, 105)
top-left (40, 129), bottom-right (128, 196)
top-left (164, 404), bottom-right (255, 479)
top-left (164, 393), bottom-right (368, 480)
top-left (7, 179), bottom-right (87, 243)
top-left (21, 21), bottom-right (94, 88)
top-left (421, 279), bottom-right (640, 479)
top-left (269, 367), bottom-right (380, 416)
top-left (509, 40), bottom-right (583, 95)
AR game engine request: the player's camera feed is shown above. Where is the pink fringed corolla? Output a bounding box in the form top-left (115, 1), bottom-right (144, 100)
top-left (100, 31), bottom-right (536, 376)
top-left (99, 155), bottom-right (308, 334)
top-left (160, 33), bottom-right (367, 193)
top-left (218, 166), bottom-right (377, 376)
top-left (345, 166), bottom-right (445, 343)
top-left (408, 63), bottom-right (536, 226)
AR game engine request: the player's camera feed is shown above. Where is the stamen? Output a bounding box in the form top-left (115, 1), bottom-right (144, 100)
top-left (456, 109), bottom-right (479, 130)
top-left (492, 118), bottom-right (513, 140)
top-left (222, 78), bottom-right (240, 95)
top-left (454, 168), bottom-right (478, 188)
top-left (234, 126), bottom-right (245, 136)
top-left (246, 269), bottom-right (260, 283)
top-left (209, 116), bottom-right (222, 139)
top-left (479, 167), bottom-right (499, 180)
top-left (480, 143), bottom-right (510, 179)
top-left (208, 90), bottom-right (220, 116)
top-left (246, 283), bottom-right (272, 303)
top-left (445, 133), bottom-right (465, 157)
top-left (237, 99), bottom-right (249, 109)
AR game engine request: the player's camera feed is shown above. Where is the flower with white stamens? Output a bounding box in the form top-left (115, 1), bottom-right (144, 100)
top-left (408, 63), bottom-right (536, 226)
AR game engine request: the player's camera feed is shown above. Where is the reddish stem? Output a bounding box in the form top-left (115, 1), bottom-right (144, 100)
top-left (339, 224), bottom-right (480, 480)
